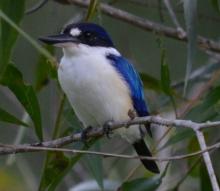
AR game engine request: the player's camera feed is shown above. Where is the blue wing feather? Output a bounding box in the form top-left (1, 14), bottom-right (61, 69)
top-left (106, 54), bottom-right (149, 117)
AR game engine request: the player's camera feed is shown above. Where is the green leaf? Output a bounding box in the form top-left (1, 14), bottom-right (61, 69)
top-left (85, 0), bottom-right (99, 21)
top-left (120, 177), bottom-right (161, 191)
top-left (158, 39), bottom-right (176, 113)
top-left (0, 0), bottom-right (25, 79)
top-left (183, 0), bottom-right (197, 96)
top-left (39, 140), bottom-right (97, 191)
top-left (160, 49), bottom-right (171, 95)
top-left (83, 141), bottom-right (104, 190)
top-left (34, 45), bottom-right (56, 91)
top-left (200, 162), bottom-right (212, 191)
top-left (211, 0), bottom-right (220, 13)
top-left (44, 153), bottom-right (82, 191)
top-left (140, 73), bottom-right (162, 92)
top-left (39, 102), bottom-right (97, 191)
top-left (38, 152), bottom-right (71, 191)
top-left (0, 107), bottom-right (28, 127)
top-left (0, 65), bottom-right (42, 140)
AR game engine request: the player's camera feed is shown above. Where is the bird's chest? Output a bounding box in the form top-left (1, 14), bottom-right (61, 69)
top-left (58, 54), bottom-right (133, 126)
top-left (59, 55), bottom-right (103, 94)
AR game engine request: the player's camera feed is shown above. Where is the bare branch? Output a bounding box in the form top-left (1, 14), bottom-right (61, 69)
top-left (0, 115), bottom-right (219, 189)
top-left (0, 116), bottom-right (220, 156)
top-left (128, 0), bottom-right (220, 23)
top-left (58, 0), bottom-right (220, 53)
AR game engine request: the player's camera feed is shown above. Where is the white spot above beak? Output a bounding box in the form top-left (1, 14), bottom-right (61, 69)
top-left (70, 28), bottom-right (81, 37)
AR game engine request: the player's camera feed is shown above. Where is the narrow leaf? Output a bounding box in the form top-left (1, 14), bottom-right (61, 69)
top-left (46, 153), bottom-right (82, 191)
top-left (0, 0), bottom-right (25, 79)
top-left (158, 38), bottom-right (177, 113)
top-left (183, 0), bottom-right (197, 96)
top-left (0, 65), bottom-right (42, 140)
top-left (39, 152), bottom-right (70, 191)
top-left (120, 177), bottom-right (161, 191)
top-left (160, 48), bottom-right (171, 95)
top-left (85, 0), bottom-right (99, 21)
top-left (0, 107), bottom-right (28, 127)
top-left (39, 103), bottom-right (98, 191)
top-left (39, 140), bottom-right (97, 191)
top-left (200, 162), bottom-right (212, 191)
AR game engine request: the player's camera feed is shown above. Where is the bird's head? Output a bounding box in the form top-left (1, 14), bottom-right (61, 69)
top-left (39, 22), bottom-right (115, 56)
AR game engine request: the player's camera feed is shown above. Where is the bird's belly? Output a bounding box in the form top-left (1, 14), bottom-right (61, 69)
top-left (58, 56), bottom-right (133, 127)
top-left (58, 55), bottom-right (143, 143)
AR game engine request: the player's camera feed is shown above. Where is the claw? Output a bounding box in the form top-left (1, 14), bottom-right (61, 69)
top-left (128, 109), bottom-right (136, 120)
top-left (103, 121), bottom-right (113, 139)
top-left (81, 126), bottom-right (93, 146)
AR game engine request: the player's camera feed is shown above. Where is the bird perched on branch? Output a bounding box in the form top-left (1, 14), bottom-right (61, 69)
top-left (39, 22), bottom-right (159, 173)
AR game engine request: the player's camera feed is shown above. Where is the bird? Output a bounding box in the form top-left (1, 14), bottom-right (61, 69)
top-left (39, 22), bottom-right (159, 173)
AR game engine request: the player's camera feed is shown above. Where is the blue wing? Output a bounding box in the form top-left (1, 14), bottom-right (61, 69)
top-left (106, 54), bottom-right (149, 117)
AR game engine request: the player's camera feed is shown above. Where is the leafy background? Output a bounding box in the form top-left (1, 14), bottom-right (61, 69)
top-left (0, 0), bottom-right (220, 191)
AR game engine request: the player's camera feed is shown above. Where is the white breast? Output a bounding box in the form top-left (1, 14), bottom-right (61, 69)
top-left (58, 45), bottom-right (142, 143)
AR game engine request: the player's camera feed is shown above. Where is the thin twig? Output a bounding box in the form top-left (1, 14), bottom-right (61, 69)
top-left (60, 0), bottom-right (220, 53)
top-left (0, 140), bottom-right (219, 161)
top-left (163, 0), bottom-right (185, 38)
top-left (25, 0), bottom-right (49, 14)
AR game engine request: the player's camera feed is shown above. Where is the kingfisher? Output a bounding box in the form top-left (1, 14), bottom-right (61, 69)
top-left (39, 22), bottom-right (159, 173)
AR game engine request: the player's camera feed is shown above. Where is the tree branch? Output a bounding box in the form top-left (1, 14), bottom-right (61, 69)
top-left (1, 115), bottom-right (219, 190)
top-left (0, 116), bottom-right (220, 156)
top-left (56, 0), bottom-right (220, 53)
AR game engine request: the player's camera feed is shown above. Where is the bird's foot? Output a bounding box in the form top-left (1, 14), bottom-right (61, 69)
top-left (125, 109), bottom-right (137, 128)
top-left (128, 109), bottom-right (136, 120)
top-left (81, 126), bottom-right (93, 146)
top-left (103, 120), bottom-right (113, 139)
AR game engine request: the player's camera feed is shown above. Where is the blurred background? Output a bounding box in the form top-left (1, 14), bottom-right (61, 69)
top-left (0, 0), bottom-right (220, 190)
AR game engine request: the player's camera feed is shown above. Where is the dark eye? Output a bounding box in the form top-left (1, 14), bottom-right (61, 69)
top-left (84, 32), bottom-right (97, 41)
top-left (85, 32), bottom-right (92, 38)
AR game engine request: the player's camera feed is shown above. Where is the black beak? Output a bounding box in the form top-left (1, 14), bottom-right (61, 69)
top-left (38, 34), bottom-right (79, 45)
